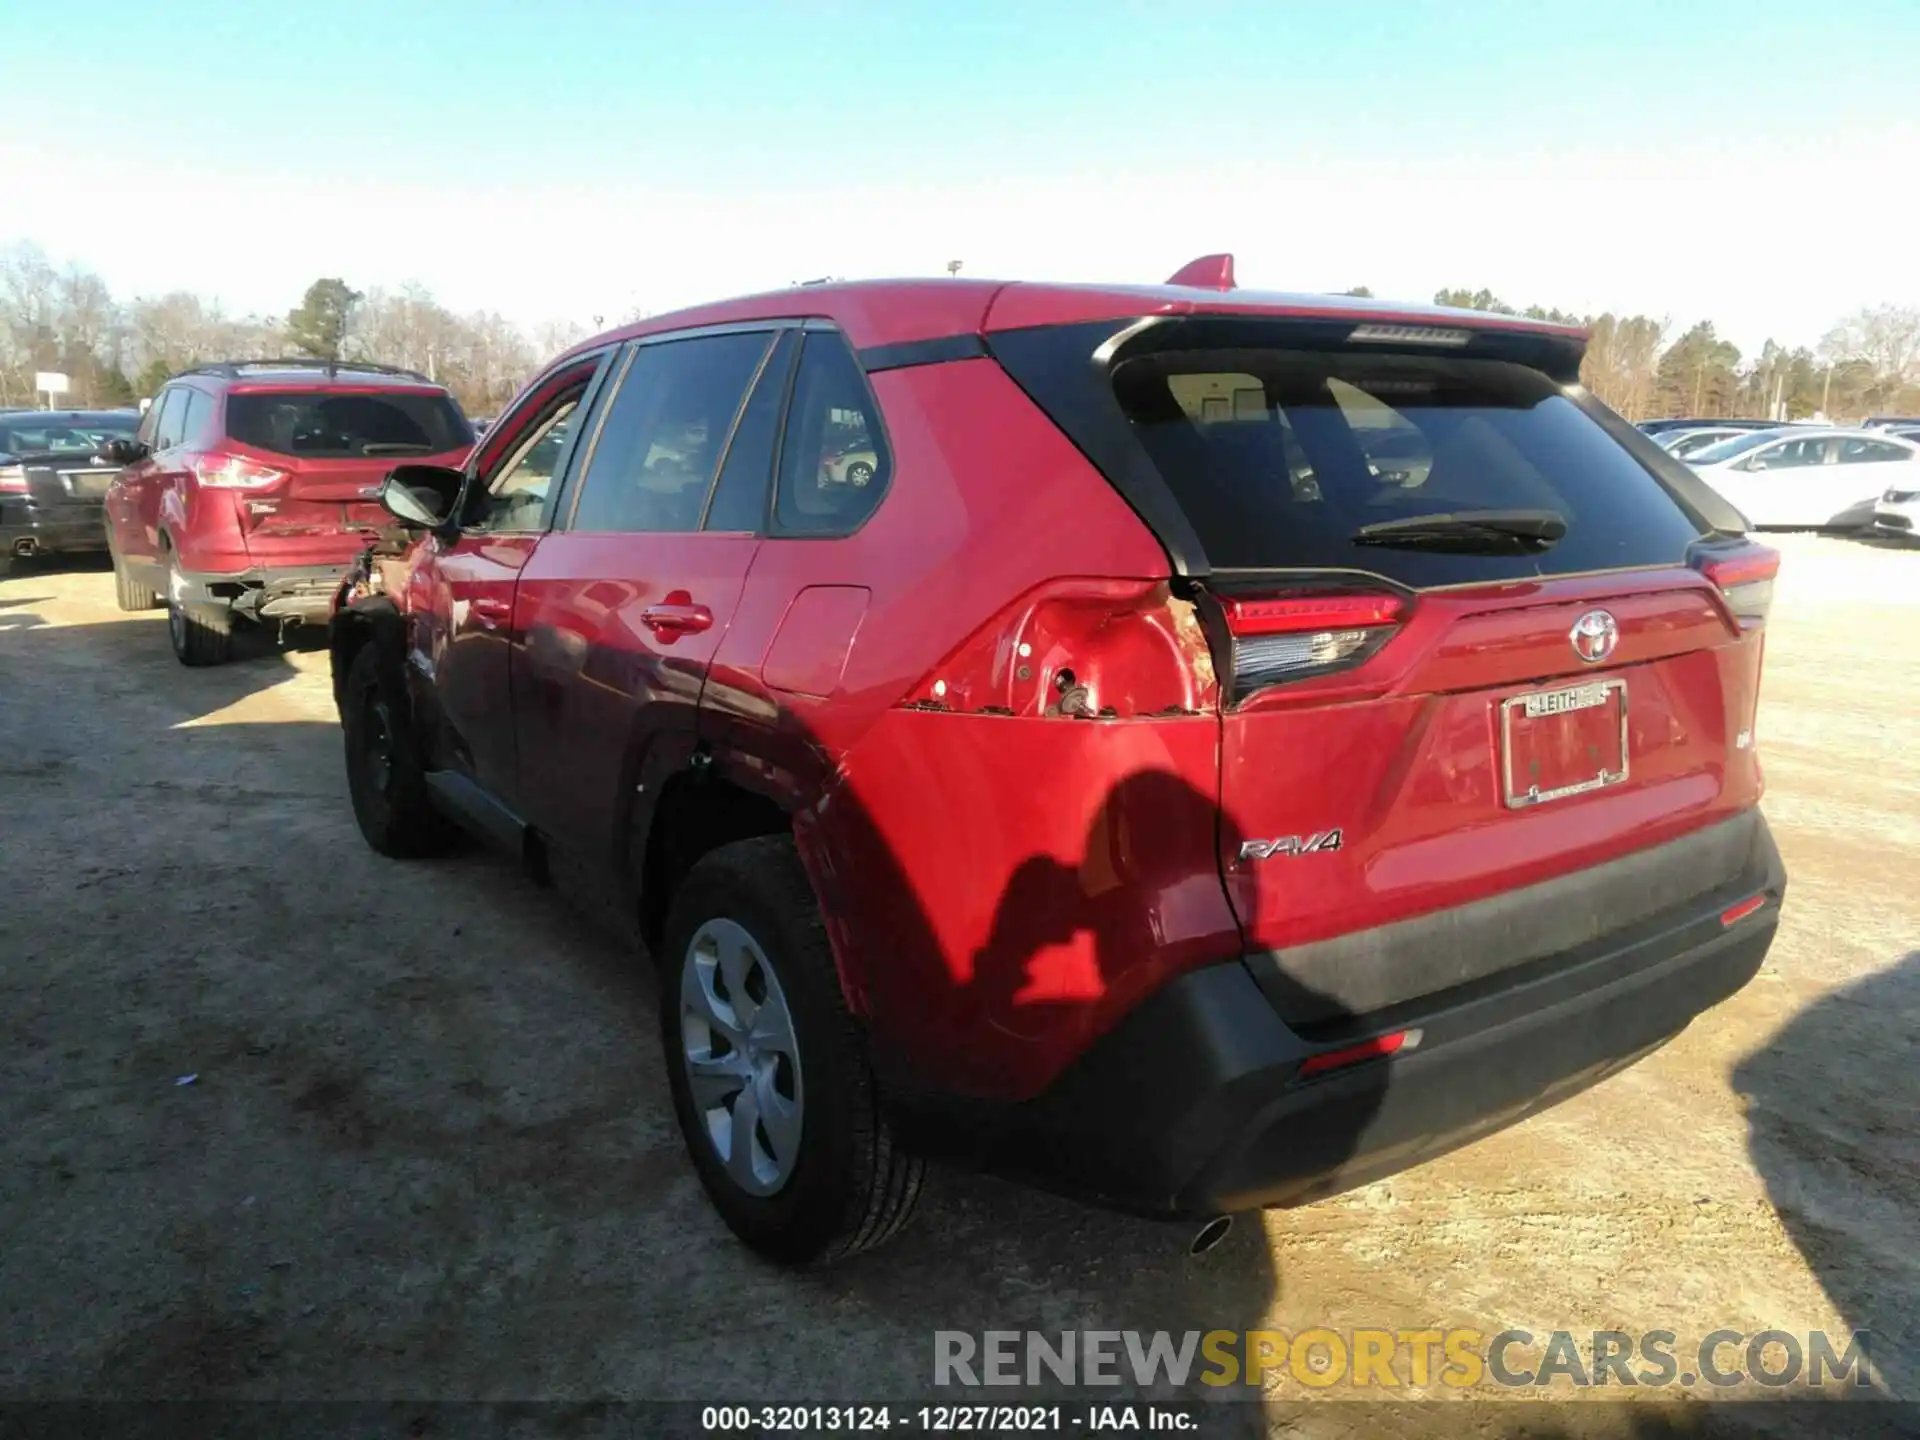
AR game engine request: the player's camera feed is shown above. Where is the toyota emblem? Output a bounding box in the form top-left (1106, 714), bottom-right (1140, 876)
top-left (1569, 609), bottom-right (1619, 665)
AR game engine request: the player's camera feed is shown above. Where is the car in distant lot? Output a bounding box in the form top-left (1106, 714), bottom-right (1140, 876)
top-left (1683, 427), bottom-right (1920, 530)
top-left (1654, 426), bottom-right (1750, 459)
top-left (0, 409), bottom-right (142, 563)
top-left (329, 260), bottom-right (1784, 1264)
top-left (1637, 418), bottom-right (1783, 437)
top-left (103, 360), bottom-right (474, 665)
top-left (1872, 476), bottom-right (1920, 541)
top-left (1863, 416), bottom-right (1920, 431)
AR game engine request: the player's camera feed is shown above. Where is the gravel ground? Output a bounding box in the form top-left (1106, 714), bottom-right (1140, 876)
top-left (0, 535), bottom-right (1914, 1438)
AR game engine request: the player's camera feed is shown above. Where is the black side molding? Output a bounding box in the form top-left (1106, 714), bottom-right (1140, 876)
top-left (857, 333), bottom-right (989, 373)
top-left (424, 770), bottom-right (531, 860)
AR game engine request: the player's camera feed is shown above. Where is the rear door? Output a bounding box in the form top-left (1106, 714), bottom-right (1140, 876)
top-left (510, 326), bottom-right (785, 878)
top-left (994, 320), bottom-right (1768, 1021)
top-left (222, 385), bottom-right (473, 565)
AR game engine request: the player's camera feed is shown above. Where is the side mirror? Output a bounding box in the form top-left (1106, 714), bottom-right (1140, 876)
top-left (100, 437), bottom-right (147, 464)
top-left (379, 464), bottom-right (465, 528)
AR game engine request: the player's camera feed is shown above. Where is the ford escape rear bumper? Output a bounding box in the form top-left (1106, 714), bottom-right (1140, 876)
top-left (172, 561), bottom-right (356, 623)
top-left (986, 810), bottom-right (1785, 1219)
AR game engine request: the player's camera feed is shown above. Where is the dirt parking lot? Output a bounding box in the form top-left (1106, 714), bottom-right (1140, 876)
top-left (1, 536), bottom-right (1915, 1437)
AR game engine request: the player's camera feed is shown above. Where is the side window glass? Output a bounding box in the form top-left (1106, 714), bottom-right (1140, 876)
top-left (773, 333), bottom-right (891, 536)
top-left (568, 332), bottom-right (772, 535)
top-left (471, 400), bottom-right (580, 532)
top-left (703, 331), bottom-right (797, 532)
top-left (461, 354), bottom-right (608, 533)
top-left (182, 391), bottom-right (212, 445)
top-left (152, 389), bottom-right (187, 450)
top-left (1751, 440), bottom-right (1823, 471)
top-left (1840, 438), bottom-right (1907, 464)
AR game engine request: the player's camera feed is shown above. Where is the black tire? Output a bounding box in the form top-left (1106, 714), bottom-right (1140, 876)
top-left (660, 835), bottom-right (924, 1264)
top-left (164, 553), bottom-right (233, 666)
top-left (111, 541), bottom-right (158, 612)
top-left (342, 643), bottom-right (458, 858)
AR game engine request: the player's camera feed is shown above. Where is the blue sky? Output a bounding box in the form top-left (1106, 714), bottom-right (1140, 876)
top-left (3, 0), bottom-right (1915, 354)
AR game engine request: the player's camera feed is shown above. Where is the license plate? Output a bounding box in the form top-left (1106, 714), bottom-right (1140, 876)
top-left (1500, 678), bottom-right (1628, 809)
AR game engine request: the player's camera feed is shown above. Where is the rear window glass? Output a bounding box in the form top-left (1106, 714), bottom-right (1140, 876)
top-left (1109, 348), bottom-right (1704, 584)
top-left (224, 391), bottom-right (472, 459)
top-left (0, 414), bottom-right (138, 458)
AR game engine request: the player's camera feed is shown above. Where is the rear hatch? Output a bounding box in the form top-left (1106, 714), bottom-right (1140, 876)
top-left (216, 385), bottom-right (472, 565)
top-left (991, 314), bottom-right (1776, 1025)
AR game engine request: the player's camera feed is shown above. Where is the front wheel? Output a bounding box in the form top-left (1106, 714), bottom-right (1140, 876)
top-left (342, 643), bottom-right (458, 858)
top-left (660, 836), bottom-right (924, 1264)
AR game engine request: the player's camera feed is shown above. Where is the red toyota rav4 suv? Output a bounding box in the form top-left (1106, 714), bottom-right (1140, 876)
top-left (330, 258), bottom-right (1785, 1265)
top-left (104, 360), bottom-right (473, 664)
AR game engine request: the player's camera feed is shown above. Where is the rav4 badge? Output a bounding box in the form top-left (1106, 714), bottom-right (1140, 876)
top-left (1239, 829), bottom-right (1344, 861)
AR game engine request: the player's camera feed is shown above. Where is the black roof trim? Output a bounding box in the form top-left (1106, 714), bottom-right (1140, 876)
top-left (857, 333), bottom-right (989, 373)
top-left (169, 358), bottom-right (437, 385)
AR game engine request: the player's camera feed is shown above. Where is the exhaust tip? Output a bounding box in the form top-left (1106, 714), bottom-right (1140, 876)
top-left (1189, 1215), bottom-right (1233, 1256)
top-left (11, 539), bottom-right (37, 558)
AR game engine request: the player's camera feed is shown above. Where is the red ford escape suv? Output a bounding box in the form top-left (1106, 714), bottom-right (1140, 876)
top-left (329, 256), bottom-right (1785, 1265)
top-left (103, 360), bottom-right (473, 664)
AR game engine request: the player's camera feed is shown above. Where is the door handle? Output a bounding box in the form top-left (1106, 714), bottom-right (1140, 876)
top-left (469, 596), bottom-right (512, 630)
top-left (641, 602), bottom-right (713, 637)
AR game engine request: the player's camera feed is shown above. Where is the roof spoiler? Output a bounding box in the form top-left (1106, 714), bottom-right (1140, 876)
top-left (1165, 253), bottom-right (1236, 290)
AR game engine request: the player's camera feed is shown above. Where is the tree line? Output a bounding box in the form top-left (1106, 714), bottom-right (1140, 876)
top-left (4, 239), bottom-right (1917, 423)
top-left (1420, 287), bottom-right (1920, 422)
top-left (0, 244), bottom-right (588, 417)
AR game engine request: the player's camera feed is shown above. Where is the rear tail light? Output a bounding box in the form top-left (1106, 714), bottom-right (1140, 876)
top-left (899, 579), bottom-right (1219, 719)
top-left (0, 464), bottom-right (25, 495)
top-left (1218, 590), bottom-right (1407, 699)
top-left (1695, 542), bottom-right (1779, 630)
top-left (193, 453), bottom-right (287, 490)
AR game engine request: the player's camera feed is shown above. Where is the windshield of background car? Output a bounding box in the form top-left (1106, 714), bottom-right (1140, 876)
top-left (1103, 347), bottom-right (1704, 586)
top-left (224, 391), bottom-right (473, 460)
top-left (1685, 431), bottom-right (1786, 465)
top-left (0, 414), bottom-right (139, 459)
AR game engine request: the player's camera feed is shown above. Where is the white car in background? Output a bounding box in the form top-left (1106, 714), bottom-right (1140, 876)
top-left (1683, 427), bottom-right (1920, 531)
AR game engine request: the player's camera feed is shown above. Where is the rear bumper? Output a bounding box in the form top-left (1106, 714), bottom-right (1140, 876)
top-left (0, 497), bottom-right (106, 554)
top-left (985, 811), bottom-right (1785, 1219)
top-left (173, 560), bottom-right (357, 622)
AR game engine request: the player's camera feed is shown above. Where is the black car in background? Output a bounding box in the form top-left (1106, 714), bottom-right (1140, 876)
top-left (0, 410), bottom-right (142, 563)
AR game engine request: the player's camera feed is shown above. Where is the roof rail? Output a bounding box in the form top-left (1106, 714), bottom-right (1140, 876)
top-left (1165, 253), bottom-right (1237, 290)
top-left (169, 358), bottom-right (436, 385)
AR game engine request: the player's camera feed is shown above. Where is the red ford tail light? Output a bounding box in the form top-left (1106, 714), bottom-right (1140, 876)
top-left (193, 453), bottom-right (288, 490)
top-left (1218, 589), bottom-right (1407, 699)
top-left (1696, 542), bottom-right (1779, 631)
top-left (0, 464), bottom-right (25, 495)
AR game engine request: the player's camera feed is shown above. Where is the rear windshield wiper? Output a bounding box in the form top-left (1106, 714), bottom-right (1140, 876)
top-left (1349, 508), bottom-right (1568, 555)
